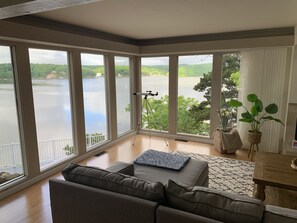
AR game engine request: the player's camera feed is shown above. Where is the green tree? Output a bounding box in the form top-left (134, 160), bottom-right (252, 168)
top-left (191, 53), bottom-right (240, 124)
top-left (63, 144), bottom-right (74, 156)
top-left (141, 96), bottom-right (169, 131)
top-left (139, 96), bottom-right (209, 135)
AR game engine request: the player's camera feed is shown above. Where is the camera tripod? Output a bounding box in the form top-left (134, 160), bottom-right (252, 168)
top-left (132, 91), bottom-right (168, 147)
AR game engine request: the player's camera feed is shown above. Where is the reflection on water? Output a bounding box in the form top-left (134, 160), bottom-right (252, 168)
top-left (0, 77), bottom-right (204, 144)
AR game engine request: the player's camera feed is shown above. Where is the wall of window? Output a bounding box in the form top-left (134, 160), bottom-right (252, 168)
top-left (141, 57), bottom-right (169, 132)
top-left (0, 46), bottom-right (24, 186)
top-left (138, 53), bottom-right (240, 140)
top-left (115, 56), bottom-right (132, 136)
top-left (1, 18), bottom-right (290, 199)
top-left (29, 48), bottom-right (74, 169)
top-left (81, 53), bottom-right (108, 150)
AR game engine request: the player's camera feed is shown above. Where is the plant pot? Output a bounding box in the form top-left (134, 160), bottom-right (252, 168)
top-left (247, 131), bottom-right (262, 144)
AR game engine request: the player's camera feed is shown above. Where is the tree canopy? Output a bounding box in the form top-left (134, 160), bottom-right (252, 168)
top-left (0, 63), bottom-right (213, 80)
top-left (191, 53), bottom-right (240, 125)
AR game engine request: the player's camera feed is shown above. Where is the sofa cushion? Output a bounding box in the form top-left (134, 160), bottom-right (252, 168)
top-left (165, 179), bottom-right (264, 223)
top-left (135, 158), bottom-right (208, 187)
top-left (106, 162), bottom-right (134, 176)
top-left (62, 163), bottom-right (164, 202)
top-left (156, 205), bottom-right (223, 223)
top-left (263, 205), bottom-right (297, 223)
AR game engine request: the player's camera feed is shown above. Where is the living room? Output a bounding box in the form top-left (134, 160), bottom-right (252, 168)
top-left (1, 0), bottom-right (297, 222)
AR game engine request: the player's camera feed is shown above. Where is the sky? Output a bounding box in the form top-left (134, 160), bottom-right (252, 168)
top-left (1, 46), bottom-right (213, 65)
top-left (142, 54), bottom-right (213, 65)
top-left (0, 46), bottom-right (11, 63)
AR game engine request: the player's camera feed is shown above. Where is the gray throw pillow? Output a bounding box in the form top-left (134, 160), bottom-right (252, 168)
top-left (62, 163), bottom-right (164, 202)
top-left (165, 179), bottom-right (264, 223)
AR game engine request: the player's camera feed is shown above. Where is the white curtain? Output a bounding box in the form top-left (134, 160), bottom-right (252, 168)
top-left (238, 48), bottom-right (288, 153)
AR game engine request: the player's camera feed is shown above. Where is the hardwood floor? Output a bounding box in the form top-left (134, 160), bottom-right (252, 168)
top-left (0, 135), bottom-right (296, 223)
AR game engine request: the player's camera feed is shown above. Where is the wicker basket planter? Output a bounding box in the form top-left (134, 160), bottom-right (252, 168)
top-left (247, 131), bottom-right (262, 144)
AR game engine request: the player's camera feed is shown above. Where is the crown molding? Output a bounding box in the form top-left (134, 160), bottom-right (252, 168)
top-left (137, 27), bottom-right (295, 46)
top-left (7, 16), bottom-right (294, 47)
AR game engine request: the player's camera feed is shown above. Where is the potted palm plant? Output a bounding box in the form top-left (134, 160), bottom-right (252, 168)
top-left (229, 93), bottom-right (284, 145)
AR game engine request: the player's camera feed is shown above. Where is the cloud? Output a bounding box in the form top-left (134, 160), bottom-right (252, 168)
top-left (29, 48), bottom-right (68, 64)
top-left (141, 55), bottom-right (213, 66)
top-left (178, 55), bottom-right (213, 65)
top-left (0, 46), bottom-right (12, 63)
top-left (81, 53), bottom-right (104, 65)
top-left (115, 56), bottom-right (129, 66)
top-left (142, 57), bottom-right (169, 66)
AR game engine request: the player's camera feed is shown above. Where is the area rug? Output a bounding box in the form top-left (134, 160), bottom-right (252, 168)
top-left (176, 151), bottom-right (254, 197)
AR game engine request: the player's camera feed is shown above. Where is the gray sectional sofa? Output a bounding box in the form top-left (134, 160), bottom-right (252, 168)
top-left (49, 160), bottom-right (297, 223)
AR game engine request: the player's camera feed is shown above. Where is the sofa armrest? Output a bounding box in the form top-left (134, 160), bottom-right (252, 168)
top-left (106, 162), bottom-right (134, 176)
top-left (263, 205), bottom-right (297, 223)
top-left (156, 206), bottom-right (223, 223)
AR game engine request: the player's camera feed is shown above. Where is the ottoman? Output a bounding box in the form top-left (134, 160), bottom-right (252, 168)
top-left (134, 158), bottom-right (209, 187)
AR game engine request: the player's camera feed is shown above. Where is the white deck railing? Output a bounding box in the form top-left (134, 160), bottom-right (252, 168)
top-left (0, 135), bottom-right (105, 173)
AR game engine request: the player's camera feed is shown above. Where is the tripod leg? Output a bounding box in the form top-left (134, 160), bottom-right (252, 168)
top-left (145, 100), bottom-right (152, 139)
top-left (132, 96), bottom-right (144, 147)
top-left (146, 99), bottom-right (168, 147)
top-left (132, 119), bottom-right (141, 146)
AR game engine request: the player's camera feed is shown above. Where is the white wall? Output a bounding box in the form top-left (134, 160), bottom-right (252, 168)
top-left (283, 25), bottom-right (297, 155)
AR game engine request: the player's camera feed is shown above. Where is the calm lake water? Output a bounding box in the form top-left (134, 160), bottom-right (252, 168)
top-left (0, 76), bottom-right (205, 145)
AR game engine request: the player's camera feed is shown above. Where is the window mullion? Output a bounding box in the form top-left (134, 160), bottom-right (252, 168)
top-left (69, 51), bottom-right (86, 155)
top-left (168, 55), bottom-right (178, 135)
top-left (12, 45), bottom-right (40, 175)
top-left (210, 53), bottom-right (223, 136)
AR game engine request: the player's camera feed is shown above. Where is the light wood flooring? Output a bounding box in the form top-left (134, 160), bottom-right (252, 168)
top-left (0, 135), bottom-right (296, 223)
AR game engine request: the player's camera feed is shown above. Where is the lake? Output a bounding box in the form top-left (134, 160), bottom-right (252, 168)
top-left (0, 76), bottom-right (205, 145)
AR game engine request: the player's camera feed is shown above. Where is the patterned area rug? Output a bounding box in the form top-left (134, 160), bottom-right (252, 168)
top-left (176, 151), bottom-right (255, 197)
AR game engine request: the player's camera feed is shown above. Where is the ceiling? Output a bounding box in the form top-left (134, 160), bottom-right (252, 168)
top-left (25, 0), bottom-right (297, 40)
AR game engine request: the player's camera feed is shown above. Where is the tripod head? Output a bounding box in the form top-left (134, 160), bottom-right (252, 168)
top-left (133, 91), bottom-right (158, 99)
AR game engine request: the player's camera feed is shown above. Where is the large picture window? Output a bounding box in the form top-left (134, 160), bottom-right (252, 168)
top-left (141, 57), bottom-right (169, 132)
top-left (0, 46), bottom-right (24, 185)
top-left (29, 48), bottom-right (74, 169)
top-left (177, 55), bottom-right (213, 136)
top-left (81, 53), bottom-right (107, 150)
top-left (115, 56), bottom-right (132, 136)
top-left (220, 53), bottom-right (241, 128)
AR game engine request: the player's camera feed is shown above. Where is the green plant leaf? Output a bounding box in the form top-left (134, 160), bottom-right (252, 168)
top-left (273, 118), bottom-right (285, 126)
top-left (255, 99), bottom-right (263, 112)
top-left (251, 105), bottom-right (259, 116)
top-left (247, 93), bottom-right (258, 102)
top-left (241, 111), bottom-right (252, 119)
top-left (262, 116), bottom-right (274, 120)
top-left (261, 116), bottom-right (284, 126)
top-left (229, 99), bottom-right (242, 107)
top-left (265, 103), bottom-right (278, 114)
top-left (239, 118), bottom-right (253, 123)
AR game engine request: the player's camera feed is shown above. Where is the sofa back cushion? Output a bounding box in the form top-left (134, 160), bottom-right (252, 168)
top-left (62, 163), bottom-right (164, 202)
top-left (165, 180), bottom-right (264, 223)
